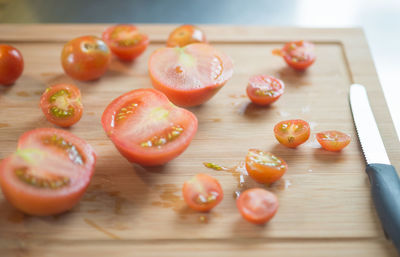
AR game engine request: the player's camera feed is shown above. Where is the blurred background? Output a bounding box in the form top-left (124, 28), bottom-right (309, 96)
top-left (1, 0), bottom-right (399, 139)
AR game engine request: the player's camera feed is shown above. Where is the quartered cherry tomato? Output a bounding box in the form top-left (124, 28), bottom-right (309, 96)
top-left (273, 41), bottom-right (315, 70)
top-left (149, 43), bottom-right (233, 107)
top-left (316, 130), bottom-right (351, 152)
top-left (237, 188), bottom-right (278, 224)
top-left (61, 35), bottom-right (111, 81)
top-left (101, 88), bottom-right (198, 166)
top-left (245, 149), bottom-right (287, 184)
top-left (246, 75), bottom-right (284, 106)
top-left (102, 24), bottom-right (149, 61)
top-left (274, 119), bottom-right (310, 148)
top-left (40, 84), bottom-right (83, 127)
top-left (182, 173), bottom-right (223, 212)
top-left (0, 44), bottom-right (24, 86)
top-left (0, 128), bottom-right (96, 216)
top-left (166, 24), bottom-right (207, 47)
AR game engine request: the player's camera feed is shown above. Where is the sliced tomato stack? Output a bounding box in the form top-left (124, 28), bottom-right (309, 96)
top-left (102, 88), bottom-right (198, 166)
top-left (0, 128), bottom-right (96, 216)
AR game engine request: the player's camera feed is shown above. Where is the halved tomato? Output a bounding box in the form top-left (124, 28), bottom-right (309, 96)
top-left (274, 119), bottom-right (310, 148)
top-left (0, 44), bottom-right (24, 86)
top-left (237, 188), bottom-right (279, 224)
top-left (245, 149), bottom-right (287, 184)
top-left (316, 130), bottom-right (351, 152)
top-left (61, 35), bottom-right (111, 81)
top-left (101, 88), bottom-right (198, 166)
top-left (246, 75), bottom-right (284, 106)
top-left (273, 41), bottom-right (315, 70)
top-left (166, 24), bottom-right (207, 47)
top-left (148, 43), bottom-right (233, 107)
top-left (0, 128), bottom-right (96, 216)
top-left (40, 84), bottom-right (83, 127)
top-left (182, 173), bottom-right (223, 212)
top-left (102, 24), bottom-right (149, 61)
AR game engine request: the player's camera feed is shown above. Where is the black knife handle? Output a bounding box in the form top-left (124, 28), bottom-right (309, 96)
top-left (366, 163), bottom-right (400, 253)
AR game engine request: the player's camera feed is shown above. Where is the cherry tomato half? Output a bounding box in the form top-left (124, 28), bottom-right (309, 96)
top-left (149, 43), bottom-right (233, 107)
top-left (316, 130), bottom-right (351, 152)
top-left (0, 128), bottom-right (96, 216)
top-left (237, 188), bottom-right (278, 224)
top-left (182, 173), bottom-right (223, 212)
top-left (274, 119), bottom-right (310, 148)
top-left (102, 24), bottom-right (149, 61)
top-left (61, 35), bottom-right (111, 81)
top-left (40, 84), bottom-right (83, 127)
top-left (246, 75), bottom-right (284, 106)
top-left (101, 88), bottom-right (198, 166)
top-left (273, 41), bottom-right (315, 71)
top-left (166, 24), bottom-right (207, 47)
top-left (245, 149), bottom-right (287, 184)
top-left (0, 45), bottom-right (24, 86)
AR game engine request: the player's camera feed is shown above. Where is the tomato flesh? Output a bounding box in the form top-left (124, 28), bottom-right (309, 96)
top-left (40, 84), bottom-right (83, 127)
top-left (61, 35), bottom-right (111, 81)
top-left (0, 44), bottom-right (24, 86)
top-left (246, 75), bottom-right (284, 106)
top-left (102, 24), bottom-right (149, 61)
top-left (167, 24), bottom-right (207, 47)
top-left (245, 149), bottom-right (287, 184)
top-left (274, 119), bottom-right (310, 148)
top-left (148, 43), bottom-right (233, 107)
top-left (316, 130), bottom-right (351, 151)
top-left (0, 128), bottom-right (96, 216)
top-left (274, 41), bottom-right (315, 70)
top-left (182, 173), bottom-right (223, 212)
top-left (101, 88), bottom-right (198, 166)
top-left (237, 188), bottom-right (278, 224)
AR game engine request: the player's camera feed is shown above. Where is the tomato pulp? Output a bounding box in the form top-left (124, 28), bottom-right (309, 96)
top-left (0, 44), bottom-right (24, 86)
top-left (148, 43), bottom-right (233, 107)
top-left (102, 24), bottom-right (149, 61)
top-left (61, 35), bottom-right (111, 81)
top-left (40, 84), bottom-right (83, 127)
top-left (316, 130), bottom-right (351, 151)
top-left (0, 128), bottom-right (96, 216)
top-left (274, 119), bottom-right (310, 148)
top-left (166, 24), bottom-right (207, 47)
top-left (245, 149), bottom-right (287, 184)
top-left (246, 75), bottom-right (284, 106)
top-left (273, 41), bottom-right (316, 71)
top-left (101, 88), bottom-right (198, 166)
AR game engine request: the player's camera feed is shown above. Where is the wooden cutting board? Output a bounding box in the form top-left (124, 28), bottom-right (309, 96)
top-left (0, 25), bottom-right (399, 257)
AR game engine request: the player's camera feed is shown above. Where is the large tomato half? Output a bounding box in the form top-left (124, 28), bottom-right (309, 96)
top-left (148, 43), bottom-right (233, 107)
top-left (0, 128), bottom-right (96, 216)
top-left (101, 88), bottom-right (198, 166)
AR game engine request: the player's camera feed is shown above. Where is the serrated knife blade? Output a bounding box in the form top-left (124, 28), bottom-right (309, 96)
top-left (349, 83), bottom-right (400, 253)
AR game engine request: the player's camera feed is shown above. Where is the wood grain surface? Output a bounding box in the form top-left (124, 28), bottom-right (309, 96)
top-left (0, 25), bottom-right (399, 256)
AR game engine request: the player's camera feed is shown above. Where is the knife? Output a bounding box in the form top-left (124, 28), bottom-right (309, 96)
top-left (350, 84), bottom-right (400, 253)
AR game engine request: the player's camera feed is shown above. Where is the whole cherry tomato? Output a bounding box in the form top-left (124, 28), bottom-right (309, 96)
top-left (0, 44), bottom-right (24, 86)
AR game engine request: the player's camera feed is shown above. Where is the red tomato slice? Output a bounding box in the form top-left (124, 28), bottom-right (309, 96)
top-left (102, 24), bottom-right (149, 61)
top-left (166, 24), bottom-right (207, 47)
top-left (237, 188), bottom-right (278, 224)
top-left (245, 149), bottom-right (287, 184)
top-left (0, 128), bottom-right (96, 216)
top-left (101, 88), bottom-right (198, 166)
top-left (246, 75), bottom-right (284, 106)
top-left (40, 84), bottom-right (83, 127)
top-left (0, 44), bottom-right (24, 86)
top-left (182, 173), bottom-right (223, 212)
top-left (273, 41), bottom-right (315, 71)
top-left (61, 35), bottom-right (111, 81)
top-left (316, 130), bottom-right (351, 152)
top-left (274, 119), bottom-right (310, 148)
top-left (148, 43), bottom-right (234, 107)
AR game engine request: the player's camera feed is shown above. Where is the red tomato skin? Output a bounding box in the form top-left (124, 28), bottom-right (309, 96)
top-left (101, 88), bottom-right (198, 166)
top-left (0, 128), bottom-right (96, 216)
top-left (167, 24), bottom-right (207, 47)
top-left (316, 130), bottom-right (351, 152)
top-left (0, 45), bottom-right (24, 85)
top-left (246, 75), bottom-right (284, 106)
top-left (102, 25), bottom-right (149, 61)
top-left (61, 36), bottom-right (111, 81)
top-left (282, 41), bottom-right (315, 71)
top-left (40, 84), bottom-right (83, 127)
